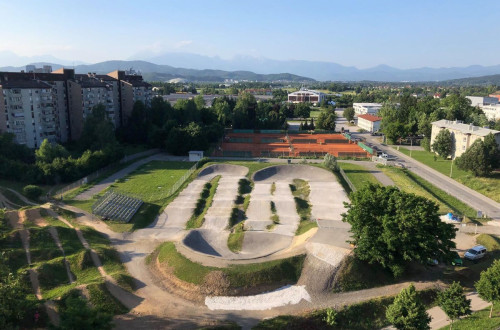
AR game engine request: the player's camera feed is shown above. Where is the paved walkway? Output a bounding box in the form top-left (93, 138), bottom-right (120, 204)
top-left (74, 153), bottom-right (187, 200)
top-left (361, 134), bottom-right (500, 221)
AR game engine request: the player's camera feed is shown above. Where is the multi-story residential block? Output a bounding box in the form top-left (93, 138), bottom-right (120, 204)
top-left (0, 76), bottom-right (58, 148)
top-left (0, 68), bottom-right (152, 147)
top-left (430, 120), bottom-right (500, 158)
top-left (353, 103), bottom-right (383, 115)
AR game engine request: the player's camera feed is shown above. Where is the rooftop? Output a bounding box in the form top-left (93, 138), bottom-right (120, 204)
top-left (288, 89), bottom-right (323, 96)
top-left (353, 103), bottom-right (383, 107)
top-left (358, 114), bottom-right (382, 122)
top-left (432, 120), bottom-right (500, 137)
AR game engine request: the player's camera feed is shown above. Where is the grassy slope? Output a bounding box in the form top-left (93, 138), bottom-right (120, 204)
top-left (290, 179), bottom-right (317, 235)
top-left (398, 147), bottom-right (500, 203)
top-left (155, 242), bottom-right (304, 287)
top-left (379, 166), bottom-right (477, 219)
top-left (186, 176), bottom-right (220, 229)
top-left (338, 162), bottom-right (379, 190)
top-left (255, 289), bottom-right (438, 330)
top-left (438, 304), bottom-right (500, 330)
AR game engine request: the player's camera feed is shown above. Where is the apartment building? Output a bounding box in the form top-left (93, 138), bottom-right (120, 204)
top-left (465, 96), bottom-right (498, 107)
top-left (353, 103), bottom-right (382, 115)
top-left (0, 67), bottom-right (152, 147)
top-left (430, 120), bottom-right (500, 158)
top-left (480, 104), bottom-right (500, 121)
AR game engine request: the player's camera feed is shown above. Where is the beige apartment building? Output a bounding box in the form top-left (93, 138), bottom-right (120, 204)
top-left (0, 67), bottom-right (152, 147)
top-left (430, 120), bottom-right (500, 158)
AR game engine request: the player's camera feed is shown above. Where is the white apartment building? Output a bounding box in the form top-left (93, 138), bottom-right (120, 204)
top-left (480, 104), bottom-right (500, 121)
top-left (430, 120), bottom-right (500, 158)
top-left (353, 103), bottom-right (382, 115)
top-left (357, 114), bottom-right (382, 132)
top-left (0, 81), bottom-right (58, 148)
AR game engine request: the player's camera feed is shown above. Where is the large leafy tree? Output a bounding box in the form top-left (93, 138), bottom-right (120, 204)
top-left (476, 259), bottom-right (500, 318)
top-left (317, 111), bottom-right (336, 130)
top-left (455, 137), bottom-right (496, 176)
top-left (232, 93), bottom-right (257, 129)
top-left (342, 184), bottom-right (456, 277)
top-left (79, 104), bottom-right (117, 151)
top-left (343, 107), bottom-right (355, 122)
top-left (386, 284), bottom-right (431, 330)
top-left (35, 139), bottom-right (69, 164)
top-left (383, 122), bottom-right (409, 144)
top-left (294, 103), bottom-right (311, 119)
top-left (438, 282), bottom-right (471, 329)
top-left (58, 294), bottom-right (113, 330)
top-left (432, 129), bottom-right (453, 159)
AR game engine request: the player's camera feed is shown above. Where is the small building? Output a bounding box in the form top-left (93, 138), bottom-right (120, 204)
top-left (288, 89), bottom-right (325, 105)
top-left (466, 96), bottom-right (498, 107)
top-left (357, 114), bottom-right (382, 133)
top-left (430, 120), bottom-right (500, 158)
top-left (480, 104), bottom-right (500, 121)
top-left (353, 103), bottom-right (382, 115)
top-left (189, 151), bottom-right (204, 162)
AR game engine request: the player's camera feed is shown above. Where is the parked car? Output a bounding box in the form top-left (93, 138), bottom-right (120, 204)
top-left (464, 245), bottom-right (487, 261)
top-left (450, 251), bottom-right (463, 266)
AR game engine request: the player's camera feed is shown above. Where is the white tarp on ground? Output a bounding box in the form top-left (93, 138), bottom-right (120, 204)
top-left (205, 285), bottom-right (311, 310)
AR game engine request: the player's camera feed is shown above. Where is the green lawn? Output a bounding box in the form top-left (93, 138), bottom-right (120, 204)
top-left (338, 162), bottom-right (379, 190)
top-left (379, 166), bottom-right (478, 219)
top-left (310, 110), bottom-right (321, 119)
top-left (398, 147), bottom-right (500, 203)
top-left (438, 304), bottom-right (500, 330)
top-left (109, 161), bottom-right (195, 203)
top-left (155, 242), bottom-right (304, 288)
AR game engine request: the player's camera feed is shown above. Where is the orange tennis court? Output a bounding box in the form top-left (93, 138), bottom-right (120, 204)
top-left (212, 132), bottom-right (370, 158)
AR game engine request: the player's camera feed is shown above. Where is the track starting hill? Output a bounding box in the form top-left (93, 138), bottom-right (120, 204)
top-left (213, 130), bottom-right (371, 158)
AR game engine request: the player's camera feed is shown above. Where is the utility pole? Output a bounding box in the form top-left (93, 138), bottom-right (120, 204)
top-left (449, 157), bottom-right (454, 178)
top-left (409, 136), bottom-right (413, 158)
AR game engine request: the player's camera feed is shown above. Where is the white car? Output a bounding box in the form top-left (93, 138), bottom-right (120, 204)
top-left (464, 245), bottom-right (487, 261)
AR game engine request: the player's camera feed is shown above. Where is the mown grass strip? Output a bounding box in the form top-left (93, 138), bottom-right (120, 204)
top-left (338, 162), bottom-right (379, 191)
top-left (227, 223), bottom-right (245, 253)
top-left (289, 179), bottom-right (317, 235)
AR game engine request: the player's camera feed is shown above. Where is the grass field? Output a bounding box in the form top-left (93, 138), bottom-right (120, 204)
top-left (338, 162), bottom-right (379, 190)
top-left (155, 242), bottom-right (304, 288)
top-left (379, 166), bottom-right (477, 218)
top-left (398, 147), bottom-right (500, 203)
top-left (438, 304), bottom-right (500, 330)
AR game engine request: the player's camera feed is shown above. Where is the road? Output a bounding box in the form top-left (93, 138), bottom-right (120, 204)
top-left (352, 132), bottom-right (500, 221)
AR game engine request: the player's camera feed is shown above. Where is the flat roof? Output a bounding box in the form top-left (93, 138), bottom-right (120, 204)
top-left (432, 120), bottom-right (500, 137)
top-left (353, 103), bottom-right (382, 107)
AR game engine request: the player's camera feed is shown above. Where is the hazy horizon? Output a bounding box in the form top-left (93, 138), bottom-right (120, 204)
top-left (1, 0), bottom-right (500, 69)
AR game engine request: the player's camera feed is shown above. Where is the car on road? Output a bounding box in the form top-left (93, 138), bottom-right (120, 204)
top-left (464, 245), bottom-right (487, 261)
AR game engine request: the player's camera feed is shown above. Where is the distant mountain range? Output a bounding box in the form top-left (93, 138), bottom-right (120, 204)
top-left (2, 51), bottom-right (500, 82)
top-left (0, 60), bottom-right (314, 82)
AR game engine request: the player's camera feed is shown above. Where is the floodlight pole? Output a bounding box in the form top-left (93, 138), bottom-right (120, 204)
top-left (409, 137), bottom-right (413, 158)
top-left (449, 157), bottom-right (453, 178)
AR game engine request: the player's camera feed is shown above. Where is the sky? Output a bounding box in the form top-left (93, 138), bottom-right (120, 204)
top-left (1, 0), bottom-right (499, 69)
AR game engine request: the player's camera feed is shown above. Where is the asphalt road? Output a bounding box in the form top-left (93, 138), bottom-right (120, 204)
top-left (357, 132), bottom-right (500, 221)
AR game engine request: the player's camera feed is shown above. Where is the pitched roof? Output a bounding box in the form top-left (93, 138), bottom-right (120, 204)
top-left (358, 114), bottom-right (382, 122)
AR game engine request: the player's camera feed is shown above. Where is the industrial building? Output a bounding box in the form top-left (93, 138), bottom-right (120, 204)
top-left (353, 103), bottom-right (383, 115)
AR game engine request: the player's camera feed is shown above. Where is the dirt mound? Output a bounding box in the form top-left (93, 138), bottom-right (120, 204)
top-left (252, 165), bottom-right (335, 182)
top-left (198, 164), bottom-right (248, 179)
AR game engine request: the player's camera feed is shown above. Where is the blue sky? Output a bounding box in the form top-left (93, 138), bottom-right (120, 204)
top-left (1, 0), bottom-right (499, 68)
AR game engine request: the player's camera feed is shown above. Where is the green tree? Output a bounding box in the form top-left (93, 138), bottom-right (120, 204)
top-left (323, 153), bottom-right (338, 171)
top-left (343, 107), bottom-right (355, 122)
top-left (432, 129), bottom-right (453, 159)
top-left (317, 111), bottom-right (336, 130)
top-left (384, 122), bottom-right (408, 145)
top-left (455, 136), bottom-right (499, 176)
top-left (438, 282), bottom-right (471, 329)
top-left (0, 272), bottom-right (34, 329)
top-left (386, 284), bottom-right (431, 330)
top-left (35, 139), bottom-right (69, 164)
top-left (213, 100), bottom-right (232, 126)
top-left (22, 185), bottom-right (43, 200)
top-left (294, 103), bottom-right (311, 119)
top-left (79, 104), bottom-right (117, 151)
top-left (194, 95), bottom-right (206, 111)
top-left (232, 93), bottom-right (257, 129)
top-left (58, 294), bottom-right (113, 330)
top-left (342, 184), bottom-right (456, 277)
top-left (476, 259), bottom-right (500, 318)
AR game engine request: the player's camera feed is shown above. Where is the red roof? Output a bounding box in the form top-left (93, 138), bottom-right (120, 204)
top-left (358, 114), bottom-right (382, 122)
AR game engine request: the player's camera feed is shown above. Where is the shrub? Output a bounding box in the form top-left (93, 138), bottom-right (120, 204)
top-left (22, 185), bottom-right (43, 200)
